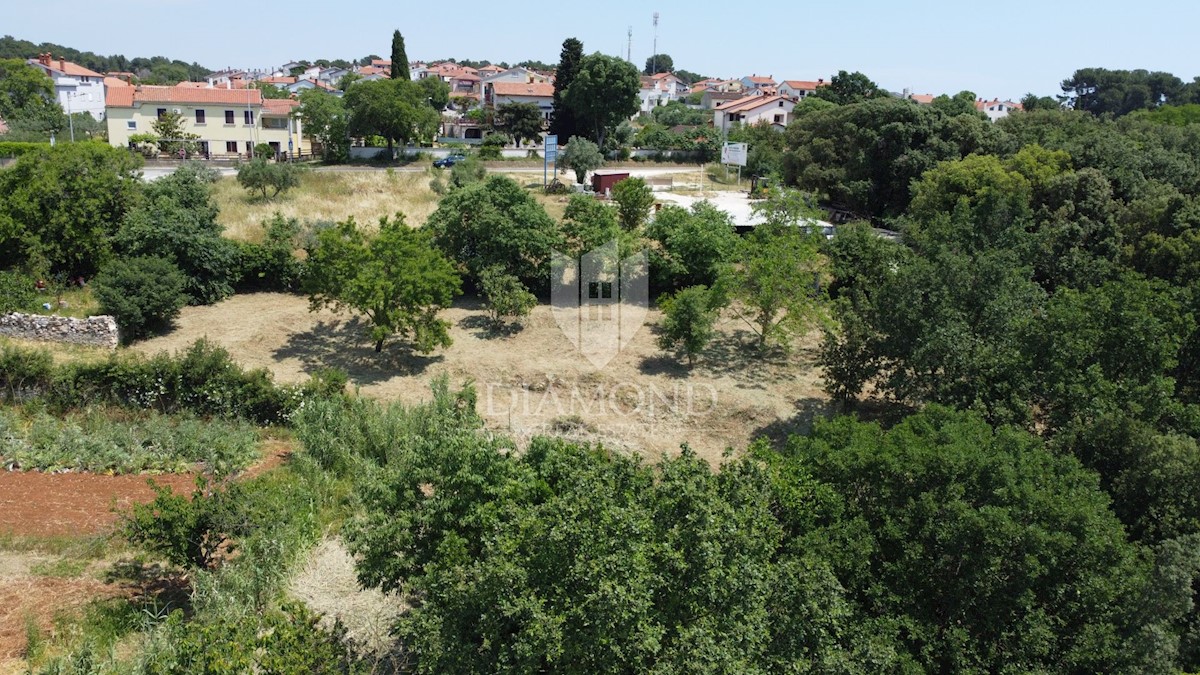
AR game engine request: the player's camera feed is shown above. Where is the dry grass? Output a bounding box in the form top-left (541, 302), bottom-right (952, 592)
top-left (213, 170), bottom-right (442, 242)
top-left (0, 337), bottom-right (112, 367)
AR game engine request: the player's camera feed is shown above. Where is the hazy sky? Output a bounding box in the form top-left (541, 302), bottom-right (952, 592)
top-left (5, 0), bottom-right (1197, 100)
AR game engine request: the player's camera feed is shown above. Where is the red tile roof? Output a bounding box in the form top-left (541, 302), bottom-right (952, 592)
top-left (106, 85), bottom-right (263, 108)
top-left (781, 80), bottom-right (826, 90)
top-left (491, 81), bottom-right (555, 98)
top-left (909, 93), bottom-right (935, 105)
top-left (262, 98), bottom-right (299, 115)
top-left (745, 75), bottom-right (775, 84)
top-left (28, 55), bottom-right (103, 79)
top-left (718, 94), bottom-right (790, 114)
top-left (103, 76), bottom-right (131, 89)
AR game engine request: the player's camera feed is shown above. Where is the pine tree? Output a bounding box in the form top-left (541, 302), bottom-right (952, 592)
top-left (390, 30), bottom-right (410, 80)
top-left (550, 38), bottom-right (583, 142)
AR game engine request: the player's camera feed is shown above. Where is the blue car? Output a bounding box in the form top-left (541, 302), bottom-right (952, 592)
top-left (433, 153), bottom-right (466, 168)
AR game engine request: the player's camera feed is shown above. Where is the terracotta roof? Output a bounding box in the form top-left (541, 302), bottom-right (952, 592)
top-left (719, 94), bottom-right (790, 114)
top-left (909, 93), bottom-right (935, 105)
top-left (451, 71), bottom-right (480, 81)
top-left (262, 98), bottom-right (299, 115)
top-left (259, 76), bottom-right (297, 85)
top-left (371, 59), bottom-right (391, 67)
top-left (491, 81), bottom-right (555, 98)
top-left (107, 85), bottom-right (263, 108)
top-left (103, 76), bottom-right (131, 89)
top-left (781, 80), bottom-right (826, 90)
top-left (975, 98), bottom-right (1022, 111)
top-left (28, 55), bottom-right (103, 79)
top-left (357, 66), bottom-right (385, 76)
top-left (744, 75), bottom-right (775, 84)
top-left (479, 64), bottom-right (504, 72)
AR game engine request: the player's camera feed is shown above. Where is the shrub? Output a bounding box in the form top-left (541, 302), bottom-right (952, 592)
top-left (236, 213), bottom-right (305, 292)
top-left (479, 266), bottom-right (536, 329)
top-left (657, 285), bottom-right (719, 367)
top-left (0, 269), bottom-right (36, 313)
top-left (478, 133), bottom-right (508, 160)
top-left (561, 138), bottom-right (603, 184)
top-left (92, 256), bottom-right (187, 342)
top-left (0, 141), bottom-right (48, 158)
top-left (253, 142), bottom-right (275, 159)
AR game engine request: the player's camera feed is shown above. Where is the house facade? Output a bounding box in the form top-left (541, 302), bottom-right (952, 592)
top-left (778, 79), bottom-right (826, 100)
top-left (638, 73), bottom-right (688, 113)
top-left (714, 94), bottom-right (795, 134)
top-left (740, 74), bottom-right (777, 92)
top-left (27, 53), bottom-right (106, 120)
top-left (484, 81), bottom-right (554, 120)
top-left (105, 85), bottom-right (309, 158)
top-left (977, 98), bottom-right (1021, 122)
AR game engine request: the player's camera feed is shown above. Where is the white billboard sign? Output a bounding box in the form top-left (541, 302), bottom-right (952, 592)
top-left (721, 142), bottom-right (747, 167)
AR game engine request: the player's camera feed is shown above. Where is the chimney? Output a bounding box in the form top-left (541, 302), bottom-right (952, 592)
top-left (818, 78), bottom-right (824, 84)
top-left (59, 56), bottom-right (65, 70)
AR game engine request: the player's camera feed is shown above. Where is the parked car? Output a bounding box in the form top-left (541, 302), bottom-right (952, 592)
top-left (433, 153), bottom-right (466, 168)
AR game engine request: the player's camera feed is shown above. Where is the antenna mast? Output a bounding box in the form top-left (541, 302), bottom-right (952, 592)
top-left (627, 26), bottom-right (633, 62)
top-left (652, 12), bottom-right (660, 73)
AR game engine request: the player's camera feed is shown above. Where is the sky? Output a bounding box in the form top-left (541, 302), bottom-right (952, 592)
top-left (5, 0), bottom-right (1198, 100)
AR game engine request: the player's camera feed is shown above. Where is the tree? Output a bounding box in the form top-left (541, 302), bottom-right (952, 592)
top-left (150, 111), bottom-right (200, 156)
top-left (236, 157), bottom-right (301, 200)
top-left (305, 215), bottom-right (461, 353)
top-left (416, 75), bottom-right (450, 111)
top-left (0, 58), bottom-right (55, 123)
top-left (611, 177), bottom-right (655, 230)
top-left (0, 142), bottom-right (143, 276)
top-left (1060, 67), bottom-right (1185, 116)
top-left (931, 90), bottom-right (983, 117)
top-left (549, 38), bottom-right (584, 142)
top-left (565, 52), bottom-right (640, 148)
top-left (658, 285), bottom-right (718, 367)
top-left (344, 78), bottom-right (439, 155)
top-left (726, 221), bottom-right (827, 349)
top-left (390, 30), bottom-right (410, 80)
top-left (93, 256), bottom-right (187, 341)
top-left (496, 102), bottom-right (544, 146)
top-left (560, 137), bottom-right (603, 184)
top-left (811, 70), bottom-right (884, 105)
top-left (423, 175), bottom-right (562, 288)
top-left (1020, 92), bottom-right (1061, 112)
top-left (643, 54), bottom-right (673, 75)
top-left (561, 194), bottom-right (620, 257)
top-left (479, 266), bottom-right (536, 329)
top-left (297, 88), bottom-right (349, 162)
top-left (250, 82), bottom-right (291, 99)
top-left (644, 201), bottom-right (739, 291)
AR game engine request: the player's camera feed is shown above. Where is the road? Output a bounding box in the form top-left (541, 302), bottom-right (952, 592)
top-left (140, 163), bottom-right (699, 181)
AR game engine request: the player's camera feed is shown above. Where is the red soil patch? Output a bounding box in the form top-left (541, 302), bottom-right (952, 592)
top-left (0, 574), bottom-right (126, 662)
top-left (0, 472), bottom-right (197, 538)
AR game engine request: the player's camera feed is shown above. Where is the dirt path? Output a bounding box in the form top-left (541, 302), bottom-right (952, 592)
top-left (135, 293), bottom-right (831, 464)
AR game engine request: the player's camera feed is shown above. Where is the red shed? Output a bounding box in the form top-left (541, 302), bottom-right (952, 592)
top-left (592, 170), bottom-right (630, 197)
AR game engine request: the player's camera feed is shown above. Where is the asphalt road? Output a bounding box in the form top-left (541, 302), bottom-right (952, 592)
top-left (140, 163), bottom-right (699, 181)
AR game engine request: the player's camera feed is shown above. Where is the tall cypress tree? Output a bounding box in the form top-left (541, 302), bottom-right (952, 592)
top-left (390, 30), bottom-right (410, 80)
top-left (550, 37), bottom-right (583, 142)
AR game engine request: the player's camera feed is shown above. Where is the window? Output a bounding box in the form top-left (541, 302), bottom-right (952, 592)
top-left (778, 100), bottom-right (784, 107)
top-left (774, 114), bottom-right (784, 124)
top-left (245, 141), bottom-right (254, 153)
top-left (156, 108), bottom-right (167, 118)
top-left (195, 109), bottom-right (205, 124)
top-left (244, 110), bottom-right (254, 125)
top-left (225, 110), bottom-right (235, 125)
top-left (225, 141), bottom-right (237, 153)
top-left (126, 120), bottom-right (136, 130)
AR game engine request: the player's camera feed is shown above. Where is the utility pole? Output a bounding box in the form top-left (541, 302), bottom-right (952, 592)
top-left (652, 12), bottom-right (659, 74)
top-left (627, 26), bottom-right (632, 63)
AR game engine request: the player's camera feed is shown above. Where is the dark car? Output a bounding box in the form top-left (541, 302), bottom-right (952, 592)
top-left (433, 153), bottom-right (466, 168)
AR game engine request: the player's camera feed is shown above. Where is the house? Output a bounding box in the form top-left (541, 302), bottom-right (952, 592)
top-left (703, 88), bottom-right (758, 110)
top-left (287, 79), bottom-right (339, 95)
top-left (482, 66), bottom-right (551, 86)
top-left (778, 79), bottom-right (827, 100)
top-left (484, 81), bottom-right (554, 121)
top-left (976, 98), bottom-right (1021, 122)
top-left (638, 72), bottom-right (688, 113)
top-left (714, 94), bottom-right (795, 134)
top-left (27, 53), bottom-right (106, 120)
top-left (105, 84), bottom-right (309, 158)
top-left (478, 64), bottom-right (504, 75)
top-left (906, 92), bottom-right (935, 105)
top-left (740, 74), bottom-right (777, 91)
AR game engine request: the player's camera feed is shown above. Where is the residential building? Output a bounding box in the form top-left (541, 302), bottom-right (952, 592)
top-left (638, 72), bottom-right (688, 113)
top-left (482, 66), bottom-right (551, 86)
top-left (105, 85), bottom-right (309, 158)
top-left (778, 79), bottom-right (827, 100)
top-left (740, 74), bottom-right (777, 91)
top-left (976, 98), bottom-right (1022, 122)
top-left (703, 88), bottom-right (756, 110)
top-left (484, 81), bottom-right (554, 121)
top-left (714, 94), bottom-right (795, 134)
top-left (27, 53), bottom-right (106, 120)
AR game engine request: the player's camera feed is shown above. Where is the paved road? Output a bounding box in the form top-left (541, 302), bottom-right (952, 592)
top-left (141, 163), bottom-right (698, 181)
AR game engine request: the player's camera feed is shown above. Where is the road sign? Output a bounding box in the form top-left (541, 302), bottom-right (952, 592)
top-left (721, 142), bottom-right (747, 167)
top-left (545, 134), bottom-right (558, 161)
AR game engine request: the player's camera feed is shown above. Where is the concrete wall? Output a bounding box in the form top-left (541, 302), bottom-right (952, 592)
top-left (0, 313), bottom-right (119, 349)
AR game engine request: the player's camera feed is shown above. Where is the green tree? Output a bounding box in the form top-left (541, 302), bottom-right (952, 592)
top-left (644, 201), bottom-right (739, 291)
top-left (1061, 67), bottom-right (1185, 116)
top-left (560, 194), bottom-right (620, 257)
top-left (1020, 92), bottom-right (1061, 112)
top-left (496, 102), bottom-right (544, 146)
top-left (560, 137), bottom-right (603, 184)
top-left (565, 53), bottom-right (640, 147)
top-left (297, 88), bottom-right (350, 162)
top-left (811, 70), bottom-right (884, 105)
top-left (479, 265), bottom-right (536, 329)
top-left (549, 38), bottom-right (584, 142)
top-left (416, 75), bottom-right (450, 111)
top-left (390, 30), bottom-right (410, 80)
top-left (344, 78), bottom-right (439, 155)
top-left (610, 177), bottom-right (654, 230)
top-left (931, 90), bottom-right (983, 117)
top-left (424, 175), bottom-right (562, 288)
top-left (92, 256), bottom-right (187, 341)
top-left (150, 110), bottom-right (200, 156)
top-left (726, 221), bottom-right (828, 349)
top-left (657, 285), bottom-right (718, 366)
top-left (305, 214), bottom-right (461, 353)
top-left (236, 157), bottom-right (301, 200)
top-left (643, 53), bottom-right (673, 75)
top-left (0, 58), bottom-right (55, 123)
top-left (250, 81), bottom-right (291, 99)
top-left (0, 142), bottom-right (143, 275)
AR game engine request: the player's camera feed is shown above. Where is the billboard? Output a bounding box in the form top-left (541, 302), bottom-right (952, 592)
top-left (721, 142), bottom-right (747, 166)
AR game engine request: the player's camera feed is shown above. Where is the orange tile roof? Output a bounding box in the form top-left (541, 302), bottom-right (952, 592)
top-left (260, 76), bottom-right (297, 85)
top-left (745, 75), bottom-right (775, 84)
top-left (103, 76), bottom-right (131, 89)
top-left (29, 56), bottom-right (103, 79)
top-left (909, 93), bottom-right (935, 105)
top-left (491, 81), bottom-right (555, 98)
top-left (106, 85), bottom-right (263, 108)
top-left (781, 80), bottom-right (826, 90)
top-left (719, 94), bottom-right (789, 114)
top-left (262, 98), bottom-right (299, 115)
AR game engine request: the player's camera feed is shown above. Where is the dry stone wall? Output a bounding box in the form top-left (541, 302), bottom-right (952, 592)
top-left (0, 313), bottom-right (119, 349)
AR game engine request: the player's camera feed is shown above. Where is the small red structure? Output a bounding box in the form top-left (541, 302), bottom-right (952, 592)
top-left (592, 170), bottom-right (630, 198)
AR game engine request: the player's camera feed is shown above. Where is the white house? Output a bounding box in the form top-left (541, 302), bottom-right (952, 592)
top-left (482, 66), bottom-right (551, 86)
top-left (714, 94), bottom-right (796, 134)
top-left (27, 53), bottom-right (106, 120)
top-left (778, 79), bottom-right (826, 100)
top-left (976, 98), bottom-right (1022, 122)
top-left (740, 74), bottom-right (777, 92)
top-left (638, 73), bottom-right (688, 113)
top-left (485, 81), bottom-right (555, 121)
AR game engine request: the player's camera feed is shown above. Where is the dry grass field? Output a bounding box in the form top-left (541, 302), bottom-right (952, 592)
top-left (133, 293), bottom-right (830, 465)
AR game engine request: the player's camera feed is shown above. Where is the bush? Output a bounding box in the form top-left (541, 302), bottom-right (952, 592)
top-left (561, 138), bottom-right (604, 184)
top-left (478, 133), bottom-right (508, 160)
top-left (92, 256), bottom-right (187, 342)
top-left (236, 157), bottom-right (301, 200)
top-left (0, 141), bottom-right (48, 158)
top-left (0, 269), bottom-right (36, 313)
top-left (236, 213), bottom-right (305, 292)
top-left (479, 266), bottom-right (536, 329)
top-left (253, 142), bottom-right (275, 159)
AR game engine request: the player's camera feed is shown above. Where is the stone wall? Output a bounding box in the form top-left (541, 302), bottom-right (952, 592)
top-left (0, 313), bottom-right (119, 349)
